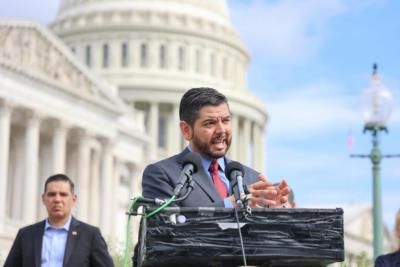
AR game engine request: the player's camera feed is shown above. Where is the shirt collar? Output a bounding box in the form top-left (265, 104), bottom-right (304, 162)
top-left (187, 145), bottom-right (226, 172)
top-left (45, 216), bottom-right (72, 231)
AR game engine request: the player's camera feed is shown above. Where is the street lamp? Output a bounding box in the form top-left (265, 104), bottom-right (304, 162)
top-left (351, 63), bottom-right (400, 260)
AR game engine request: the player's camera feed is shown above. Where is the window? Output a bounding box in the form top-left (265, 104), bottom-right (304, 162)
top-left (102, 43), bottom-right (109, 68)
top-left (140, 43), bottom-right (148, 67)
top-left (85, 45), bottom-right (91, 67)
top-left (121, 43), bottom-right (129, 67)
top-left (178, 46), bottom-right (185, 70)
top-left (159, 45), bottom-right (167, 69)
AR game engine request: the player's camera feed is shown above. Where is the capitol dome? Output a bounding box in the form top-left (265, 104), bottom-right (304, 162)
top-left (50, 0), bottom-right (268, 169)
top-left (56, 0), bottom-right (231, 27)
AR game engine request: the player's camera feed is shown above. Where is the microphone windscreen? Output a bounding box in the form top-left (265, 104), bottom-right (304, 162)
top-left (225, 161), bottom-right (245, 180)
top-left (182, 152), bottom-right (202, 173)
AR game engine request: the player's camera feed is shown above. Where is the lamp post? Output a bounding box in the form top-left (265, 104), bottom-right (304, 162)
top-left (351, 64), bottom-right (400, 260)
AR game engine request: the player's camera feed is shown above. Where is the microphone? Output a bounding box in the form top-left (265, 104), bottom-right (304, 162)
top-left (225, 161), bottom-right (246, 206)
top-left (226, 161), bottom-right (250, 266)
top-left (173, 152), bottom-right (202, 196)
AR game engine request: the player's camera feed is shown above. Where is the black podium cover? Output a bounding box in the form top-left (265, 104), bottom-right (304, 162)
top-left (137, 207), bottom-right (344, 267)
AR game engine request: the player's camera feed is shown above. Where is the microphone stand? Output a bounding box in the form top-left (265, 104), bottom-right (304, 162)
top-left (233, 205), bottom-right (248, 266)
top-left (173, 178), bottom-right (195, 203)
top-left (240, 197), bottom-right (251, 218)
top-left (129, 174), bottom-right (195, 216)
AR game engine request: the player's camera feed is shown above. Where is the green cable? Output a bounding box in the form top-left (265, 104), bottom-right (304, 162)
top-left (144, 195), bottom-right (176, 218)
top-left (122, 194), bottom-right (176, 267)
top-left (123, 196), bottom-right (141, 267)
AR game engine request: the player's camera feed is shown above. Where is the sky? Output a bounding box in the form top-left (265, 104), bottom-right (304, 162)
top-left (228, 0), bottom-right (400, 233)
top-left (0, 0), bottom-right (399, 234)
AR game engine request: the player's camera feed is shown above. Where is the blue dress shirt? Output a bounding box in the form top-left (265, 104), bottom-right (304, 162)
top-left (41, 216), bottom-right (72, 267)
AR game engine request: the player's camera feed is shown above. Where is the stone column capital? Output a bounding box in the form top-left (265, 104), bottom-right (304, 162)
top-left (22, 109), bottom-right (43, 125)
top-left (50, 118), bottom-right (71, 130)
top-left (0, 98), bottom-right (16, 112)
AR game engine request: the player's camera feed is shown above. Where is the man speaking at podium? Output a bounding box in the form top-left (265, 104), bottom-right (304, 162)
top-left (142, 87), bottom-right (290, 208)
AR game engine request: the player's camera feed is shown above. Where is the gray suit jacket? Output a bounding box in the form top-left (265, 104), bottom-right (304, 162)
top-left (4, 217), bottom-right (114, 267)
top-left (142, 148), bottom-right (260, 207)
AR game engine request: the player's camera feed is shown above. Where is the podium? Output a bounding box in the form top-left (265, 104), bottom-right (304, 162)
top-left (137, 207), bottom-right (344, 267)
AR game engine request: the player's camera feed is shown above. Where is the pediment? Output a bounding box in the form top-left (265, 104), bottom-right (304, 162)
top-left (0, 20), bottom-right (120, 112)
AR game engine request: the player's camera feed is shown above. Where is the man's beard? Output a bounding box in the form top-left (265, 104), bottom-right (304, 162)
top-left (192, 134), bottom-right (231, 159)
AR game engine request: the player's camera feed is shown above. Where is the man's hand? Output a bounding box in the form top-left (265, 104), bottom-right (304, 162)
top-left (247, 174), bottom-right (291, 208)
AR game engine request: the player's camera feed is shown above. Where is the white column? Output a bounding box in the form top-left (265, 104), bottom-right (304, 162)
top-left (168, 104), bottom-right (180, 155)
top-left (111, 160), bottom-right (122, 235)
top-left (0, 100), bottom-right (12, 219)
top-left (229, 113), bottom-right (239, 161)
top-left (90, 148), bottom-right (101, 225)
top-left (128, 164), bottom-right (142, 244)
top-left (52, 121), bottom-right (67, 174)
top-left (242, 119), bottom-right (251, 166)
top-left (252, 123), bottom-right (259, 170)
top-left (100, 139), bottom-right (113, 236)
top-left (149, 102), bottom-right (159, 160)
top-left (257, 125), bottom-right (266, 174)
top-left (168, 42), bottom-right (177, 70)
top-left (148, 39), bottom-right (157, 70)
top-left (109, 40), bottom-right (118, 70)
top-left (11, 131), bottom-right (25, 220)
top-left (23, 111), bottom-right (41, 223)
top-left (92, 42), bottom-right (100, 70)
top-left (128, 164), bottom-right (141, 198)
top-left (76, 130), bottom-right (91, 222)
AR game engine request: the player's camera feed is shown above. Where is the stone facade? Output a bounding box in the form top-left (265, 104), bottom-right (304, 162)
top-left (0, 21), bottom-right (146, 259)
top-left (50, 0), bottom-right (268, 167)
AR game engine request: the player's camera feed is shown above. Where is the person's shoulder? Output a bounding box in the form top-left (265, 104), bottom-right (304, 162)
top-left (225, 157), bottom-right (259, 179)
top-left (228, 159), bottom-right (259, 176)
top-left (72, 218), bottom-right (99, 231)
top-left (375, 250), bottom-right (400, 266)
top-left (242, 164), bottom-right (259, 175)
top-left (145, 150), bottom-right (186, 169)
top-left (14, 220), bottom-right (45, 238)
top-left (18, 220), bottom-right (45, 233)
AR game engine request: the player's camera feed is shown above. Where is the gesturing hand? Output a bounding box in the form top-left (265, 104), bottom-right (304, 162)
top-left (247, 174), bottom-right (291, 208)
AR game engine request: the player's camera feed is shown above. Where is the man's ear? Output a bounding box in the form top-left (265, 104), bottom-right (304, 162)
top-left (72, 194), bottom-right (77, 206)
top-left (179, 121), bottom-right (192, 141)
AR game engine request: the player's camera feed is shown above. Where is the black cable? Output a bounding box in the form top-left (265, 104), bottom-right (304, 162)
top-left (234, 207), bottom-right (247, 266)
top-left (173, 180), bottom-right (195, 203)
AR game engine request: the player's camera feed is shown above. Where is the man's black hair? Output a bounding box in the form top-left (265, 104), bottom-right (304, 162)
top-left (44, 174), bottom-right (75, 193)
top-left (179, 87), bottom-right (229, 126)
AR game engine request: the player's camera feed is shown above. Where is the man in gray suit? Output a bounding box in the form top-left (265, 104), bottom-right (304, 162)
top-left (142, 87), bottom-right (290, 208)
top-left (4, 174), bottom-right (114, 267)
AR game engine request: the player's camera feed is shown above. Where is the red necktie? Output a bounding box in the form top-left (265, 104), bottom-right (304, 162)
top-left (209, 160), bottom-right (228, 198)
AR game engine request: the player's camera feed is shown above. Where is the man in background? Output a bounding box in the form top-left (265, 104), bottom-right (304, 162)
top-left (4, 174), bottom-right (114, 267)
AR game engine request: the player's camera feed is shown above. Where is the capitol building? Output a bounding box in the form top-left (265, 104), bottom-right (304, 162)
top-left (0, 0), bottom-right (395, 265)
top-left (0, 0), bottom-right (268, 260)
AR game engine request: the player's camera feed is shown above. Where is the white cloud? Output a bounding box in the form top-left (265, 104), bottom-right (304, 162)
top-left (265, 82), bottom-right (360, 140)
top-left (229, 0), bottom-right (347, 62)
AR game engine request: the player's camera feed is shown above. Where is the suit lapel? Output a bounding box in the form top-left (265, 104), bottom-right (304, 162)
top-left (63, 217), bottom-right (80, 267)
top-left (177, 149), bottom-right (224, 202)
top-left (34, 221), bottom-right (45, 267)
top-left (194, 167), bottom-right (221, 201)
